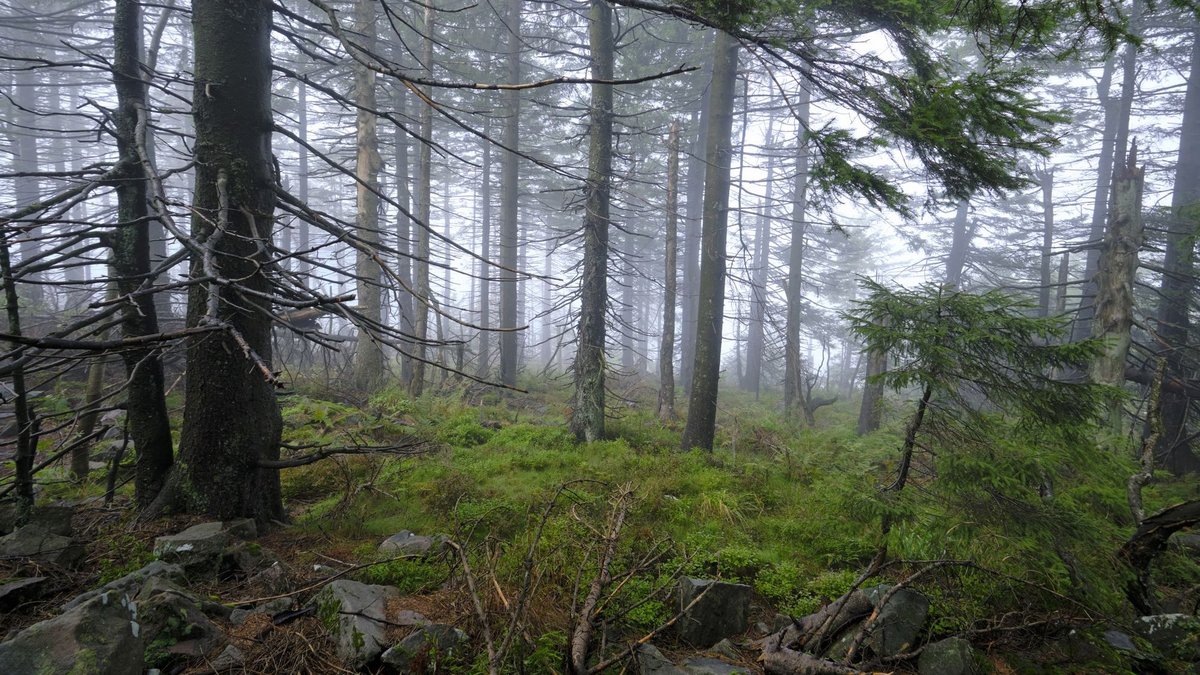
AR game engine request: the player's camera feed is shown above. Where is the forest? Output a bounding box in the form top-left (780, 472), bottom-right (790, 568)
top-left (1, 0), bottom-right (1200, 673)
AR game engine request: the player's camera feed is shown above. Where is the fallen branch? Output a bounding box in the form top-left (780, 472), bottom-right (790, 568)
top-left (570, 487), bottom-right (633, 674)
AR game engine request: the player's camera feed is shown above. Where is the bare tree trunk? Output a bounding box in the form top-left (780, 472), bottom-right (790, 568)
top-left (680, 54), bottom-right (713, 394)
top-left (12, 68), bottom-right (43, 308)
top-left (157, 0), bottom-right (283, 523)
top-left (477, 124), bottom-right (492, 379)
top-left (352, 0), bottom-right (384, 390)
top-left (112, 0), bottom-right (175, 507)
top-left (680, 31), bottom-right (738, 452)
top-left (658, 121), bottom-right (680, 420)
top-left (0, 226), bottom-right (34, 519)
top-left (409, 1), bottom-right (435, 397)
top-left (783, 78), bottom-right (811, 413)
top-left (498, 0), bottom-right (522, 387)
top-left (1091, 145), bottom-right (1144, 433)
top-left (744, 121), bottom-right (775, 399)
top-left (857, 327), bottom-right (887, 436)
top-left (1154, 20), bottom-right (1200, 475)
top-left (393, 85), bottom-right (415, 385)
top-left (570, 0), bottom-right (613, 443)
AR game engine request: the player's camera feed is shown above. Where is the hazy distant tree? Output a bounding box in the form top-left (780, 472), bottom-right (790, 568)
top-left (784, 78), bottom-right (812, 414)
top-left (409, 0), bottom-right (435, 397)
top-left (498, 0), bottom-right (522, 387)
top-left (658, 120), bottom-right (680, 420)
top-left (351, 0), bottom-right (385, 390)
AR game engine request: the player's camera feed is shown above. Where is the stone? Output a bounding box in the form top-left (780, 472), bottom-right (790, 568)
top-left (708, 638), bottom-right (740, 661)
top-left (24, 504), bottom-right (74, 537)
top-left (0, 590), bottom-right (143, 675)
top-left (396, 609), bottom-right (430, 626)
top-left (918, 637), bottom-right (983, 675)
top-left (829, 585), bottom-right (929, 659)
top-left (154, 522), bottom-right (232, 571)
top-left (681, 657), bottom-right (750, 674)
top-left (222, 541), bottom-right (278, 578)
top-left (380, 623), bottom-right (469, 672)
top-left (675, 578), bottom-right (752, 647)
top-left (0, 525), bottom-right (84, 568)
top-left (1134, 614), bottom-right (1200, 660)
top-left (64, 560), bottom-right (185, 611)
top-left (0, 577), bottom-right (49, 611)
top-left (224, 518), bottom-right (258, 539)
top-left (637, 643), bottom-right (687, 675)
top-left (314, 579), bottom-right (399, 669)
top-left (137, 577), bottom-right (225, 668)
top-left (1102, 629), bottom-right (1137, 653)
top-left (210, 644), bottom-right (245, 670)
top-left (379, 530), bottom-right (446, 557)
top-left (248, 560), bottom-right (289, 593)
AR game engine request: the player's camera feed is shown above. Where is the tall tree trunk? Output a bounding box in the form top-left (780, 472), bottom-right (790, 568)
top-left (857, 334), bottom-right (887, 436)
top-left (1037, 167), bottom-right (1055, 318)
top-left (498, 0), bottom-right (522, 387)
top-left (409, 1), bottom-right (435, 397)
top-left (0, 226), bottom-right (34, 519)
top-left (112, 0), bottom-right (174, 506)
top-left (393, 86), bottom-right (415, 385)
top-left (570, 0), bottom-right (613, 443)
top-left (784, 79), bottom-right (811, 413)
top-left (477, 124), bottom-right (492, 379)
top-left (12, 68), bottom-right (42, 308)
top-left (680, 55), bottom-right (713, 394)
top-left (352, 0), bottom-right (384, 390)
top-left (297, 82), bottom-right (311, 281)
top-left (680, 31), bottom-right (738, 452)
top-left (1154, 21), bottom-right (1200, 475)
top-left (159, 0), bottom-right (283, 523)
top-left (658, 120), bottom-right (680, 420)
top-left (1091, 145), bottom-right (1144, 433)
top-left (744, 121), bottom-right (775, 399)
top-left (1074, 14), bottom-right (1141, 343)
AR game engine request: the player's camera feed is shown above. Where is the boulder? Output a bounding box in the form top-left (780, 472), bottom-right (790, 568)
top-left (1134, 613), bottom-right (1200, 660)
top-left (314, 579), bottom-right (399, 669)
top-left (210, 644), bottom-right (245, 671)
top-left (0, 525), bottom-right (84, 568)
top-left (64, 560), bottom-right (185, 611)
top-left (917, 637), bottom-right (983, 675)
top-left (828, 585), bottom-right (929, 659)
top-left (708, 638), bottom-right (740, 661)
top-left (0, 590), bottom-right (143, 674)
top-left (380, 623), bottom-right (469, 672)
top-left (637, 643), bottom-right (687, 675)
top-left (153, 520), bottom-right (259, 575)
top-left (379, 530), bottom-right (447, 557)
top-left (0, 576), bottom-right (49, 611)
top-left (675, 578), bottom-right (752, 647)
top-left (137, 577), bottom-right (225, 669)
top-left (681, 657), bottom-right (750, 674)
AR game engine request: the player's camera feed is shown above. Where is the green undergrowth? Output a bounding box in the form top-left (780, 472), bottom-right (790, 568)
top-left (278, 381), bottom-right (1166, 656)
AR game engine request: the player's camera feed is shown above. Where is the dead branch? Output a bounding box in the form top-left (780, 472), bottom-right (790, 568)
top-left (570, 487), bottom-right (633, 674)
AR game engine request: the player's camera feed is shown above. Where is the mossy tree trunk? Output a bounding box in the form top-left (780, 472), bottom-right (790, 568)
top-left (680, 31), bottom-right (738, 451)
top-left (158, 0), bottom-right (283, 523)
top-left (570, 0), bottom-right (614, 443)
top-left (112, 0), bottom-right (174, 507)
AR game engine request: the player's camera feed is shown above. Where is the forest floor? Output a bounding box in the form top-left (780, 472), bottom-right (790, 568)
top-left (6, 374), bottom-right (1200, 673)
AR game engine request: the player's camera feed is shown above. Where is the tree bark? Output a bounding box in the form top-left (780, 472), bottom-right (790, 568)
top-left (1154, 20), bottom-right (1200, 475)
top-left (498, 0), bottom-right (522, 387)
top-left (159, 0), bottom-right (284, 523)
top-left (409, 1), bottom-right (435, 397)
top-left (784, 78), bottom-right (812, 413)
top-left (351, 0), bottom-right (385, 391)
top-left (570, 0), bottom-right (614, 443)
top-left (680, 31), bottom-right (738, 451)
top-left (1090, 145), bottom-right (1144, 433)
top-left (1037, 167), bottom-right (1055, 318)
top-left (744, 120), bottom-right (775, 399)
top-left (658, 121), bottom-right (680, 420)
top-left (943, 200), bottom-right (971, 288)
top-left (393, 84), bottom-right (415, 385)
top-left (112, 0), bottom-right (174, 506)
top-left (477, 122), bottom-right (492, 379)
top-left (680, 53), bottom-right (713, 394)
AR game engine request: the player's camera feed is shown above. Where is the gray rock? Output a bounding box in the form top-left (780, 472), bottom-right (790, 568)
top-left (229, 608), bottom-right (252, 626)
top-left (210, 644), bottom-right (245, 671)
top-left (1172, 533), bottom-right (1200, 553)
top-left (0, 525), bottom-right (84, 568)
top-left (681, 657), bottom-right (750, 674)
top-left (918, 637), bottom-right (983, 675)
top-left (380, 623), bottom-right (468, 672)
top-left (137, 577), bottom-right (225, 667)
top-left (637, 643), bottom-right (687, 675)
top-left (0, 576), bottom-right (49, 611)
top-left (676, 578), bottom-right (752, 647)
top-left (19, 504), bottom-right (74, 537)
top-left (0, 590), bottom-right (143, 675)
top-left (224, 518), bottom-right (258, 539)
top-left (1134, 613), bottom-right (1200, 660)
top-left (154, 522), bottom-right (232, 570)
top-left (64, 560), bottom-right (185, 610)
top-left (314, 579), bottom-right (399, 669)
top-left (396, 609), bottom-right (430, 626)
top-left (1102, 629), bottom-right (1138, 653)
top-left (248, 560), bottom-right (289, 593)
top-left (379, 530), bottom-right (446, 556)
top-left (708, 638), bottom-right (740, 661)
